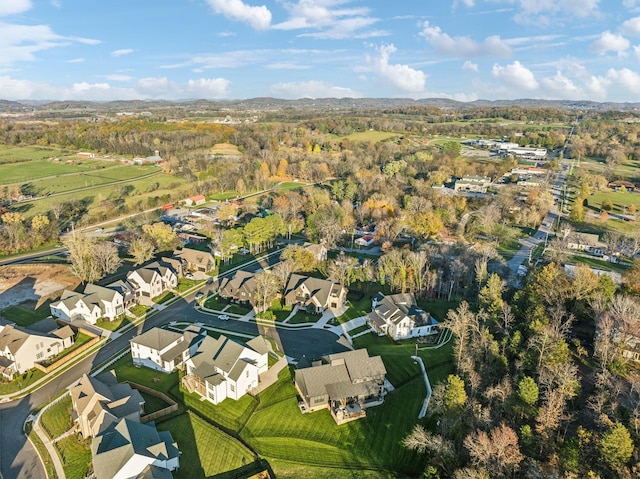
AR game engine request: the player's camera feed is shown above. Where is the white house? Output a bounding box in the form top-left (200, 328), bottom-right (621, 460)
top-left (130, 326), bottom-right (206, 373)
top-left (92, 418), bottom-right (180, 479)
top-left (183, 335), bottom-right (268, 405)
top-left (50, 284), bottom-right (124, 324)
top-left (368, 292), bottom-right (439, 340)
top-left (454, 176), bottom-right (492, 193)
top-left (126, 262), bottom-right (177, 300)
top-left (184, 194), bottom-right (206, 207)
top-left (355, 235), bottom-right (375, 248)
top-left (0, 324), bottom-right (74, 377)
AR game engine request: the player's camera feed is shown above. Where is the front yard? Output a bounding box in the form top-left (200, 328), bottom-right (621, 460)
top-left (0, 300), bottom-right (52, 327)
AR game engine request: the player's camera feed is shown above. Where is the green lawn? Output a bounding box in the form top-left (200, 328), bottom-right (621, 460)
top-left (588, 190), bottom-right (640, 214)
top-left (568, 255), bottom-right (631, 274)
top-left (176, 278), bottom-right (205, 293)
top-left (154, 291), bottom-right (175, 304)
top-left (157, 412), bottom-right (257, 479)
top-left (55, 434), bottom-right (92, 479)
top-left (416, 299), bottom-right (460, 322)
top-left (0, 301), bottom-right (52, 327)
top-left (0, 369), bottom-right (46, 395)
top-left (226, 303), bottom-right (252, 315)
top-left (204, 294), bottom-right (229, 311)
top-left (140, 391), bottom-right (171, 414)
top-left (95, 315), bottom-right (131, 332)
top-left (41, 332), bottom-right (94, 366)
top-left (264, 299), bottom-right (292, 322)
top-left (241, 368), bottom-right (427, 477)
top-left (0, 159), bottom-right (96, 184)
top-left (112, 353), bottom-right (179, 392)
top-left (40, 395), bottom-right (73, 439)
top-left (129, 304), bottom-right (150, 317)
top-left (334, 297), bottom-right (371, 325)
top-left (286, 311), bottom-right (320, 324)
top-left (497, 238), bottom-right (521, 262)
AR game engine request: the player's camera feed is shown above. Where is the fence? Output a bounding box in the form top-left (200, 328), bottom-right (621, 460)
top-left (124, 381), bottom-right (179, 423)
top-left (34, 335), bottom-right (100, 374)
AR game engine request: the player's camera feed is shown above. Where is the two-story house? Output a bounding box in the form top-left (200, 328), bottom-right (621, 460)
top-left (368, 292), bottom-right (439, 340)
top-left (294, 349), bottom-right (387, 424)
top-left (182, 335), bottom-right (268, 405)
top-left (218, 270), bottom-right (257, 305)
top-left (0, 324), bottom-right (74, 378)
top-left (70, 371), bottom-right (145, 438)
top-left (173, 247), bottom-right (215, 273)
top-left (283, 274), bottom-right (347, 314)
top-left (92, 418), bottom-right (180, 479)
top-left (130, 325), bottom-right (207, 373)
top-left (50, 284), bottom-right (125, 324)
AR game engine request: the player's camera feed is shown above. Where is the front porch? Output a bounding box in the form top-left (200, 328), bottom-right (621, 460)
top-left (181, 374), bottom-right (206, 397)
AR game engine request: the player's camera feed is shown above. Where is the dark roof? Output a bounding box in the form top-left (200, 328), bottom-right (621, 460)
top-left (283, 273), bottom-right (345, 309)
top-left (372, 292), bottom-right (438, 328)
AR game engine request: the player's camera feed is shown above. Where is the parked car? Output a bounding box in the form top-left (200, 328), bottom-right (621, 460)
top-left (195, 292), bottom-right (204, 299)
top-left (185, 273), bottom-right (194, 279)
top-left (218, 314), bottom-right (230, 320)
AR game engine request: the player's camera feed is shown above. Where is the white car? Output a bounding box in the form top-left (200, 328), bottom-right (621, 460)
top-left (218, 314), bottom-right (230, 321)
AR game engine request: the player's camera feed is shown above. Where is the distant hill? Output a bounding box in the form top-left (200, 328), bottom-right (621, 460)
top-left (1, 97), bottom-right (639, 116)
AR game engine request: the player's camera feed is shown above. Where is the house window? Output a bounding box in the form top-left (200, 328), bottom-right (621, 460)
top-left (230, 384), bottom-right (235, 392)
top-left (36, 352), bottom-right (44, 359)
top-left (246, 370), bottom-right (249, 377)
top-left (313, 397), bottom-right (325, 405)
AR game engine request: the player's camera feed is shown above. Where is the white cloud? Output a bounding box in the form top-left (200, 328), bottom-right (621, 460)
top-left (590, 31), bottom-right (630, 55)
top-left (420, 21), bottom-right (511, 58)
top-left (453, 0), bottom-right (475, 7)
top-left (111, 49), bottom-right (134, 57)
top-left (0, 22), bottom-right (100, 67)
top-left (368, 44), bottom-right (426, 94)
top-left (136, 77), bottom-right (176, 97)
top-left (0, 0), bottom-right (31, 17)
top-left (513, 0), bottom-right (599, 25)
top-left (539, 71), bottom-right (582, 99)
top-left (186, 78), bottom-right (231, 98)
top-left (624, 0), bottom-right (640, 11)
top-left (66, 58), bottom-right (84, 63)
top-left (492, 60), bottom-right (539, 90)
top-left (206, 0), bottom-right (271, 30)
top-left (51, 0), bottom-right (61, 7)
top-left (635, 45), bottom-right (640, 61)
top-left (604, 67), bottom-right (640, 94)
top-left (462, 60), bottom-right (478, 72)
top-left (266, 62), bottom-right (310, 70)
top-left (621, 16), bottom-right (640, 36)
top-left (273, 0), bottom-right (384, 39)
top-left (269, 80), bottom-right (361, 99)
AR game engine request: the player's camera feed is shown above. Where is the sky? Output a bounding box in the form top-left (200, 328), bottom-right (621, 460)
top-left (2, 0), bottom-right (640, 102)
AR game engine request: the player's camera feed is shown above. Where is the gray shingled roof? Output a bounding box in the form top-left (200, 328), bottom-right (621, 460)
top-left (283, 273), bottom-right (344, 309)
top-left (372, 292), bottom-right (437, 328)
top-left (189, 335), bottom-right (257, 383)
top-left (131, 328), bottom-right (182, 351)
top-left (92, 419), bottom-right (179, 479)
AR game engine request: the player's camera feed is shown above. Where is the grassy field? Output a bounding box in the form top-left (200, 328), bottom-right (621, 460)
top-left (55, 435), bottom-right (92, 479)
top-left (0, 301), bottom-right (52, 327)
top-left (40, 395), bottom-right (73, 439)
top-left (140, 391), bottom-right (171, 414)
top-left (587, 190), bottom-right (640, 214)
top-left (158, 412), bottom-right (258, 479)
top-left (209, 143), bottom-right (242, 156)
top-left (13, 171), bottom-right (187, 220)
top-left (341, 131), bottom-right (399, 142)
top-left (95, 315), bottom-right (131, 332)
top-left (0, 145), bottom-right (74, 162)
top-left (334, 296), bottom-right (371, 325)
top-left (109, 331), bottom-right (454, 478)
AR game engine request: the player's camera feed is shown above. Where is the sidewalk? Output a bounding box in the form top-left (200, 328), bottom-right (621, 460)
top-left (30, 393), bottom-right (70, 479)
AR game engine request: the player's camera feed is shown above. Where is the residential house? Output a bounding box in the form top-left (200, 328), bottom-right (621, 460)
top-left (173, 247), bottom-right (215, 273)
top-left (294, 349), bottom-right (387, 424)
top-left (130, 326), bottom-right (207, 374)
top-left (50, 284), bottom-right (124, 324)
top-left (218, 270), bottom-right (257, 305)
top-left (283, 274), bottom-right (347, 314)
top-left (106, 280), bottom-right (136, 308)
top-left (355, 235), bottom-right (375, 248)
top-left (184, 195), bottom-right (206, 207)
top-left (70, 371), bottom-right (145, 438)
top-left (0, 324), bottom-right (74, 378)
top-left (92, 418), bottom-right (180, 479)
top-left (564, 232), bottom-right (607, 256)
top-left (303, 242), bottom-right (328, 262)
top-left (368, 292), bottom-right (439, 340)
top-left (454, 175), bottom-right (492, 193)
top-left (126, 262), bottom-right (178, 300)
top-left (182, 335), bottom-right (268, 405)
top-left (608, 180), bottom-right (636, 191)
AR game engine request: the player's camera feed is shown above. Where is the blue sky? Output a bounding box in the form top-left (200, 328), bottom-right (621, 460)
top-left (2, 0), bottom-right (640, 102)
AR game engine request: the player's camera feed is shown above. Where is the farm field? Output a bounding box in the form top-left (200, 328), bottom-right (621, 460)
top-left (0, 159), bottom-right (101, 184)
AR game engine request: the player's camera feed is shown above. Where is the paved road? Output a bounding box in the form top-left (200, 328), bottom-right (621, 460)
top-left (0, 251), bottom-right (349, 479)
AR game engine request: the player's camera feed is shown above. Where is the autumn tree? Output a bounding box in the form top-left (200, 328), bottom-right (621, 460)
top-left (64, 234), bottom-right (102, 283)
top-left (463, 423), bottom-right (524, 478)
top-left (142, 222), bottom-right (179, 252)
top-left (128, 237), bottom-right (156, 265)
top-left (92, 241), bottom-right (122, 276)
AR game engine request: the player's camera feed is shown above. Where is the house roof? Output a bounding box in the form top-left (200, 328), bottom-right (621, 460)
top-left (283, 274), bottom-right (345, 309)
top-left (189, 335), bottom-right (260, 383)
top-left (371, 292), bottom-right (438, 328)
top-left (71, 373), bottom-right (144, 427)
top-left (173, 247), bottom-right (214, 267)
top-left (92, 418), bottom-right (179, 479)
top-left (131, 328), bottom-right (182, 351)
top-left (136, 465), bottom-right (175, 479)
top-left (218, 270), bottom-right (257, 299)
top-left (0, 325), bottom-right (38, 355)
top-left (188, 194), bottom-right (206, 202)
top-left (295, 348), bottom-right (386, 401)
top-left (566, 232), bottom-right (603, 247)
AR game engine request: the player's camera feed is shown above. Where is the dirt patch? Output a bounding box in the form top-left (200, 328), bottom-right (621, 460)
top-left (0, 264), bottom-right (80, 309)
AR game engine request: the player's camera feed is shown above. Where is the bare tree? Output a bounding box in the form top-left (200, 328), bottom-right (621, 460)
top-left (128, 237), bottom-right (156, 266)
top-left (64, 234), bottom-right (102, 283)
top-left (252, 271), bottom-right (282, 313)
top-left (93, 241), bottom-right (122, 276)
top-left (463, 423), bottom-right (524, 478)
